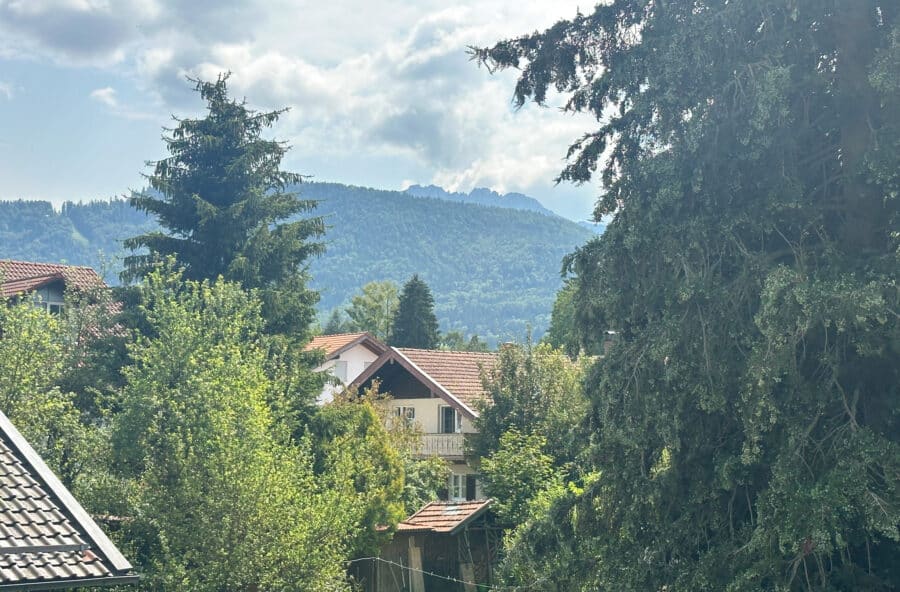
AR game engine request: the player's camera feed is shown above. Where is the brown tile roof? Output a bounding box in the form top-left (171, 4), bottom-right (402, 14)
top-left (0, 260), bottom-right (105, 299)
top-left (305, 332), bottom-right (386, 359)
top-left (396, 349), bottom-right (498, 411)
top-left (395, 499), bottom-right (493, 535)
top-left (0, 411), bottom-right (136, 588)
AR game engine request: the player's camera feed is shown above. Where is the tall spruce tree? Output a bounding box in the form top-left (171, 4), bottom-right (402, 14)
top-left (389, 274), bottom-right (439, 349)
top-left (123, 74), bottom-right (324, 336)
top-left (476, 1), bottom-right (899, 590)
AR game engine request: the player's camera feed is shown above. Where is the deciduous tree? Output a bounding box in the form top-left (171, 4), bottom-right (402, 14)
top-left (0, 301), bottom-right (100, 487)
top-left (111, 268), bottom-right (354, 590)
top-left (345, 280), bottom-right (399, 341)
top-left (471, 340), bottom-right (586, 469)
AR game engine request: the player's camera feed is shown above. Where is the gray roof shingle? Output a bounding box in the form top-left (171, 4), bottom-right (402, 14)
top-left (0, 411), bottom-right (137, 589)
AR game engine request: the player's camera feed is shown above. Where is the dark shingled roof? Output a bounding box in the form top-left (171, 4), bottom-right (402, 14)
top-left (0, 411), bottom-right (137, 589)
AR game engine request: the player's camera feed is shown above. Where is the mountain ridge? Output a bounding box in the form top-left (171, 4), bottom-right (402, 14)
top-left (403, 184), bottom-right (556, 216)
top-left (0, 182), bottom-right (593, 343)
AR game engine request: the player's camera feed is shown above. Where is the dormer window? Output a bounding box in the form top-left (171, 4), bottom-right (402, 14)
top-left (32, 295), bottom-right (65, 315)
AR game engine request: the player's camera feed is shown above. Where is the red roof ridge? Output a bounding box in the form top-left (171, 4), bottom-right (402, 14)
top-left (314, 331), bottom-right (369, 337)
top-left (305, 332), bottom-right (387, 359)
top-left (0, 258), bottom-right (102, 272)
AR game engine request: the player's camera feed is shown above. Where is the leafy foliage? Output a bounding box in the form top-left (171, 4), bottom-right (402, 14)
top-left (0, 301), bottom-right (100, 487)
top-left (480, 429), bottom-right (561, 526)
top-left (542, 280), bottom-right (581, 358)
top-left (471, 340), bottom-right (587, 467)
top-left (344, 280), bottom-right (399, 341)
top-left (390, 274), bottom-right (439, 349)
top-left (309, 396), bottom-right (406, 557)
top-left (476, 0), bottom-right (900, 589)
top-left (439, 330), bottom-right (490, 352)
top-left (123, 74), bottom-right (324, 336)
top-left (109, 268), bottom-right (354, 590)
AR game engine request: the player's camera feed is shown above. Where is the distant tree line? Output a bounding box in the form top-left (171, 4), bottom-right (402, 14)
top-left (323, 275), bottom-right (489, 351)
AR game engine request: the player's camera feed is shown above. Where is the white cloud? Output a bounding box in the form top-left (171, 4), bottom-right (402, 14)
top-left (1, 0), bottom-right (599, 217)
top-left (89, 86), bottom-right (117, 107)
top-left (0, 82), bottom-right (13, 100)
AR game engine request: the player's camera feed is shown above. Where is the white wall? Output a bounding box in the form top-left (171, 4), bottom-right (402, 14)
top-left (385, 397), bottom-right (476, 434)
top-left (385, 398), bottom-right (485, 500)
top-left (316, 345), bottom-right (381, 404)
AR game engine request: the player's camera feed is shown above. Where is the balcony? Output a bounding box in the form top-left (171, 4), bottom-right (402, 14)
top-left (415, 433), bottom-right (467, 459)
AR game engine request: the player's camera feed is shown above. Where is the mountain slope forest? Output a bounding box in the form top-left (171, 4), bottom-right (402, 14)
top-left (0, 182), bottom-right (592, 343)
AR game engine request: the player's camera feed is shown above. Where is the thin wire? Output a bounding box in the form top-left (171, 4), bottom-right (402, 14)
top-left (347, 556), bottom-right (549, 591)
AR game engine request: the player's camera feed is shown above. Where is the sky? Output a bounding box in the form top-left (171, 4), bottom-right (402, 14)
top-left (0, 0), bottom-right (601, 221)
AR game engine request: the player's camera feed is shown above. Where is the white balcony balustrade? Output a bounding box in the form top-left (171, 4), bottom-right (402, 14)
top-left (415, 433), bottom-right (466, 458)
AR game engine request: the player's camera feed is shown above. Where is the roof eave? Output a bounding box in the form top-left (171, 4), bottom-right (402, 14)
top-left (448, 500), bottom-right (494, 536)
top-left (329, 333), bottom-right (388, 359)
top-left (0, 575), bottom-right (141, 591)
top-left (350, 348), bottom-right (478, 419)
top-left (392, 349), bottom-right (478, 419)
top-left (0, 411), bottom-right (133, 573)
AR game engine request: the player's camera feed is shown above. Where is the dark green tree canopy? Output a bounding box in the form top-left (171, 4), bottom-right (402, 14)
top-left (389, 274), bottom-right (439, 349)
top-left (124, 74), bottom-right (324, 335)
top-left (477, 1), bottom-right (899, 590)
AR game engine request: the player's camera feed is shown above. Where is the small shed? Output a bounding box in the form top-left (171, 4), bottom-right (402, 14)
top-left (354, 499), bottom-right (500, 592)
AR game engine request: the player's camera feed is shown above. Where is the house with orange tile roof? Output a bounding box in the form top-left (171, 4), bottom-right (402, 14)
top-left (352, 347), bottom-right (499, 503)
top-left (304, 332), bottom-right (388, 403)
top-left (0, 259), bottom-right (106, 315)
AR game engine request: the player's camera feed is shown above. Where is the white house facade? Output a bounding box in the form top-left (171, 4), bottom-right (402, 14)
top-left (305, 332), bottom-right (388, 403)
top-left (352, 346), bottom-right (498, 502)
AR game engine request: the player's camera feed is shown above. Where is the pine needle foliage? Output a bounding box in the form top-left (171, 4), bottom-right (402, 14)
top-left (475, 1), bottom-right (900, 589)
top-left (390, 274), bottom-right (439, 349)
top-left (123, 74), bottom-right (324, 336)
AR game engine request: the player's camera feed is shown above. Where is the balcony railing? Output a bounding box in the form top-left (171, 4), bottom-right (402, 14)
top-left (415, 433), bottom-right (466, 458)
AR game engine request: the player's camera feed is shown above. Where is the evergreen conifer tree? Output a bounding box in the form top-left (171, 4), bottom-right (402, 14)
top-left (123, 74), bottom-right (324, 336)
top-left (476, 1), bottom-right (899, 589)
top-left (389, 274), bottom-right (439, 349)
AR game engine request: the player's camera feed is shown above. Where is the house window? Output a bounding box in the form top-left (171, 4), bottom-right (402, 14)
top-left (394, 406), bottom-right (415, 426)
top-left (448, 475), bottom-right (479, 501)
top-left (333, 360), bottom-right (348, 382)
top-left (439, 406), bottom-right (462, 434)
top-left (466, 475), bottom-right (478, 501)
top-left (449, 473), bottom-right (465, 501)
top-left (32, 297), bottom-right (65, 315)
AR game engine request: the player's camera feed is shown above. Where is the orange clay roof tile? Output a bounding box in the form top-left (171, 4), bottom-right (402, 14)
top-left (304, 332), bottom-right (386, 359)
top-left (396, 349), bottom-right (498, 410)
top-left (395, 499), bottom-right (493, 534)
top-left (0, 260), bottom-right (105, 299)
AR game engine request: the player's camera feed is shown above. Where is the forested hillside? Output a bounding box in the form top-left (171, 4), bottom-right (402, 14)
top-left (0, 183), bottom-right (592, 343)
top-left (404, 184), bottom-right (554, 215)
